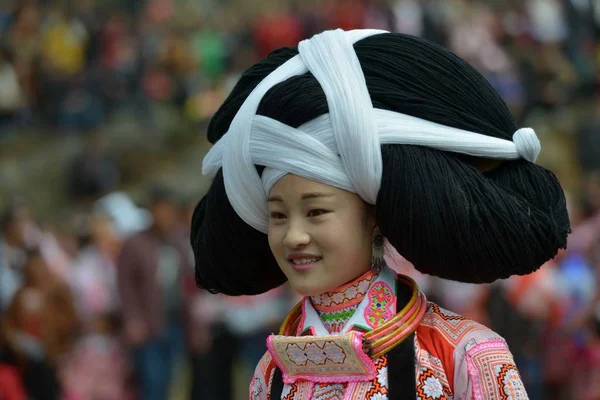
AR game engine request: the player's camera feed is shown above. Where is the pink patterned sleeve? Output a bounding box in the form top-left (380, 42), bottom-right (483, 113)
top-left (453, 331), bottom-right (529, 400)
top-left (250, 352), bottom-right (275, 400)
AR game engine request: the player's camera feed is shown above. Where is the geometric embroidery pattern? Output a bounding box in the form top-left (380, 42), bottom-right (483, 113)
top-left (497, 364), bottom-right (528, 399)
top-left (317, 304), bottom-right (362, 334)
top-left (280, 356), bottom-right (389, 400)
top-left (267, 331), bottom-right (377, 384)
top-left (282, 382), bottom-right (315, 400)
top-left (311, 271), bottom-right (377, 334)
top-left (282, 383), bottom-right (297, 400)
top-left (420, 303), bottom-right (485, 347)
top-left (312, 383), bottom-right (346, 400)
top-left (465, 339), bottom-right (528, 400)
top-left (365, 356), bottom-right (389, 398)
top-left (311, 271), bottom-right (376, 309)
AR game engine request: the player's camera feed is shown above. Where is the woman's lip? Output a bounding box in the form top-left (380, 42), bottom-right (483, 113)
top-left (286, 253), bottom-right (320, 261)
top-left (290, 259), bottom-right (321, 271)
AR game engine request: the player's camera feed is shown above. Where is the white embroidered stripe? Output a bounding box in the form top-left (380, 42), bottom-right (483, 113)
top-left (202, 29), bottom-right (541, 234)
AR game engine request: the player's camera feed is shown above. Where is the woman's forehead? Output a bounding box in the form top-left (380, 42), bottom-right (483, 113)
top-left (270, 175), bottom-right (338, 197)
top-left (268, 174), bottom-right (363, 204)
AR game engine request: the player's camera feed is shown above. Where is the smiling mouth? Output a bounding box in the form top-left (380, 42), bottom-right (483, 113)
top-left (289, 257), bottom-right (322, 270)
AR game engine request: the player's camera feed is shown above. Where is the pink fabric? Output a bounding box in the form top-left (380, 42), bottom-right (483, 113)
top-left (342, 382), bottom-right (358, 400)
top-left (464, 338), bottom-right (524, 400)
top-left (266, 331), bottom-right (377, 385)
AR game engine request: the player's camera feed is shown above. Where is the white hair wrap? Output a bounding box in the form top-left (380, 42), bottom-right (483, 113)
top-left (202, 29), bottom-right (542, 233)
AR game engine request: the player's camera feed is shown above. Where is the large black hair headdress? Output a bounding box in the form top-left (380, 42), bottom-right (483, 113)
top-left (192, 29), bottom-right (570, 295)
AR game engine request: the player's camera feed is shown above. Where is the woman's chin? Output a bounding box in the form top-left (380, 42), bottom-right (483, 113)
top-left (288, 278), bottom-right (330, 297)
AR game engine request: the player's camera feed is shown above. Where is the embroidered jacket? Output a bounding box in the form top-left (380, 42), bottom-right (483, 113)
top-left (250, 267), bottom-right (528, 400)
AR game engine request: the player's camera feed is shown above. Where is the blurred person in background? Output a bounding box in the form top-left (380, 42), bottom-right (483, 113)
top-left (70, 212), bottom-right (121, 330)
top-left (0, 46), bottom-right (28, 131)
top-left (60, 212), bottom-right (128, 400)
top-left (1, 249), bottom-right (79, 400)
top-left (190, 288), bottom-right (291, 400)
top-left (0, 199), bottom-right (72, 312)
top-left (0, 202), bottom-right (29, 314)
top-left (117, 185), bottom-right (192, 400)
top-left (0, 200), bottom-right (72, 284)
top-left (65, 127), bottom-right (121, 208)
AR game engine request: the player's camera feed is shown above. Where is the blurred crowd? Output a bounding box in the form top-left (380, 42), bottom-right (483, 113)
top-left (0, 0), bottom-right (598, 133)
top-left (1, 0), bottom-right (600, 399)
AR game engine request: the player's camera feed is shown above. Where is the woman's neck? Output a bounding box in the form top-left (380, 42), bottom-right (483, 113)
top-left (309, 269), bottom-right (378, 334)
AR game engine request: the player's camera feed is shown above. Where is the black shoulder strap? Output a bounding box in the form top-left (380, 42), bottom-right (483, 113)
top-left (271, 367), bottom-right (284, 399)
top-left (269, 278), bottom-right (417, 399)
top-left (387, 277), bottom-right (417, 400)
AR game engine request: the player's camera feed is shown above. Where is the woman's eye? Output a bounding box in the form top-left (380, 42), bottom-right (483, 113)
top-left (307, 209), bottom-right (327, 217)
top-left (270, 212), bottom-right (286, 219)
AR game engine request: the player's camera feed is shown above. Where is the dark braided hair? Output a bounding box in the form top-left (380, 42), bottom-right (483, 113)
top-left (191, 33), bottom-right (570, 295)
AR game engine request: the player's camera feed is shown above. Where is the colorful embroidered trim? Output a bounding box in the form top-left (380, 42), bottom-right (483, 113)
top-left (364, 281), bottom-right (396, 329)
top-left (319, 305), bottom-right (362, 334)
top-left (311, 269), bottom-right (377, 311)
top-left (271, 275), bottom-right (427, 383)
top-left (267, 331), bottom-right (377, 384)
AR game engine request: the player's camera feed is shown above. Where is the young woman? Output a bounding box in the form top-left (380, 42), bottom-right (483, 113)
top-left (191, 29), bottom-right (570, 399)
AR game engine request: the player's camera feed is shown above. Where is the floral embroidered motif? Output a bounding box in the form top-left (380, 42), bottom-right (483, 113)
top-left (376, 366), bottom-right (387, 387)
top-left (365, 356), bottom-right (389, 398)
top-left (416, 369), bottom-right (448, 400)
top-left (364, 282), bottom-right (395, 328)
top-left (286, 344), bottom-right (309, 365)
top-left (414, 333), bottom-right (453, 400)
top-left (497, 365), bottom-right (528, 399)
top-left (422, 376), bottom-right (444, 398)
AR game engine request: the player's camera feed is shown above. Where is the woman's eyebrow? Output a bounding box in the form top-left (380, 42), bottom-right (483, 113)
top-left (300, 192), bottom-right (333, 200)
top-left (268, 192), bottom-right (334, 202)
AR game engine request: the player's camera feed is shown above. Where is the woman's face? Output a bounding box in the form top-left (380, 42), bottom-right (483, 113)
top-left (268, 174), bottom-right (375, 296)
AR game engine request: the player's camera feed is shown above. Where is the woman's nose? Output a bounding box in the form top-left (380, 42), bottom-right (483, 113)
top-left (282, 220), bottom-right (311, 249)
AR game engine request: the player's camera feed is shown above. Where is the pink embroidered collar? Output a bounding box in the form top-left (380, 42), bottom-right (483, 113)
top-left (310, 269), bottom-right (377, 312)
top-left (309, 269), bottom-right (378, 334)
